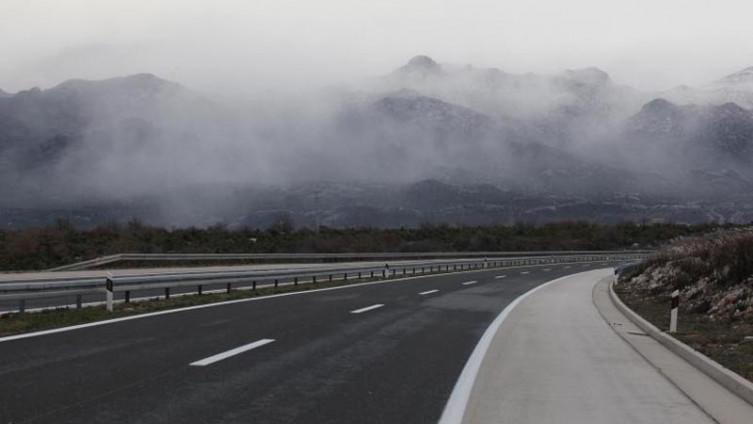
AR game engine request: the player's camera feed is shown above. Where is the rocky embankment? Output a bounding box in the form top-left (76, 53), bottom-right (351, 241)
top-left (618, 229), bottom-right (753, 381)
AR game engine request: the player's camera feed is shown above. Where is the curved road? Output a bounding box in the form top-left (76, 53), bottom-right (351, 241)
top-left (0, 263), bottom-right (595, 423)
top-left (2, 263), bottom-right (736, 423)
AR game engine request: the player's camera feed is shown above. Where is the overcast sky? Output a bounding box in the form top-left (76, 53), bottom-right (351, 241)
top-left (1, 0), bottom-right (752, 94)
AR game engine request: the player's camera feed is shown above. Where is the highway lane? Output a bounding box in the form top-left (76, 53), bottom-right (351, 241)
top-left (0, 262), bottom-right (610, 424)
top-left (0, 258), bottom-right (544, 313)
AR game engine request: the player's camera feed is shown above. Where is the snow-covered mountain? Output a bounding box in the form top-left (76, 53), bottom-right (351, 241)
top-left (2, 56), bottom-right (753, 228)
top-left (663, 67), bottom-right (753, 110)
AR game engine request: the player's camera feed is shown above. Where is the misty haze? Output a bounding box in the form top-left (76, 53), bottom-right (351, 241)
top-left (2, 1), bottom-right (753, 229)
top-left (3, 54), bottom-right (753, 228)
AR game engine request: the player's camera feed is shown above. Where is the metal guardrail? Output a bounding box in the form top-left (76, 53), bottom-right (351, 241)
top-left (2, 253), bottom-right (648, 313)
top-left (48, 250), bottom-right (654, 271)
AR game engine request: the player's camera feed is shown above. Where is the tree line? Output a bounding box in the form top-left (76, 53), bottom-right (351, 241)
top-left (0, 219), bottom-right (726, 271)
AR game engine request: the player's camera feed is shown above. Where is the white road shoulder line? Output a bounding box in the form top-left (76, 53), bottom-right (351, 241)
top-left (419, 289), bottom-right (440, 295)
top-left (0, 268), bottom-right (464, 343)
top-left (494, 275), bottom-right (506, 279)
top-left (190, 339), bottom-right (275, 367)
top-left (461, 281), bottom-right (478, 286)
top-left (350, 304), bottom-right (385, 314)
top-left (438, 274), bottom-right (572, 424)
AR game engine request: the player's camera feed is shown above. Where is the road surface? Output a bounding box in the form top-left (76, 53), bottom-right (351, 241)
top-left (1, 263), bottom-right (598, 423)
top-left (4, 263), bottom-right (734, 424)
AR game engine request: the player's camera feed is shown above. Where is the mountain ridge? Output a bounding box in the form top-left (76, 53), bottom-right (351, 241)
top-left (3, 57), bottom-right (753, 227)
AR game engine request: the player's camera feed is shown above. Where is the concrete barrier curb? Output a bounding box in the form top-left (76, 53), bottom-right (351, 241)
top-left (609, 279), bottom-right (753, 407)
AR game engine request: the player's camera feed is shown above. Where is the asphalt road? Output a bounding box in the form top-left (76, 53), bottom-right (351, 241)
top-left (0, 262), bottom-right (608, 424)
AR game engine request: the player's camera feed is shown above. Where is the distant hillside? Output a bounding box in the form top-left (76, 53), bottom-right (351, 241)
top-left (2, 57), bottom-right (753, 228)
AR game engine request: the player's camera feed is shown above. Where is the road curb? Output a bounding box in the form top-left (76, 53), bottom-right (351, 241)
top-left (609, 279), bottom-right (753, 408)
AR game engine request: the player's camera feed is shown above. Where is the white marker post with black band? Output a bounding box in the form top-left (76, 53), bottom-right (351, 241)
top-left (669, 289), bottom-right (679, 333)
top-left (105, 272), bottom-right (114, 313)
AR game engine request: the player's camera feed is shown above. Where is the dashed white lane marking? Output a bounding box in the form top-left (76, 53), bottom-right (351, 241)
top-left (350, 304), bottom-right (385, 314)
top-left (190, 339), bottom-right (275, 366)
top-left (494, 275), bottom-right (507, 279)
top-left (419, 289), bottom-right (440, 295)
top-left (520, 271), bottom-right (530, 275)
top-left (461, 281), bottom-right (478, 286)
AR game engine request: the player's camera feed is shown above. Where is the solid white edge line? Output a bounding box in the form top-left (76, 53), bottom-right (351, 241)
top-left (461, 281), bottom-right (478, 286)
top-left (520, 271), bottom-right (530, 274)
top-left (494, 275), bottom-right (506, 279)
top-left (0, 270), bottom-right (454, 343)
top-left (0, 261), bottom-right (615, 344)
top-left (418, 289), bottom-right (440, 295)
top-left (437, 274), bottom-right (575, 424)
top-left (190, 339), bottom-right (275, 366)
top-left (350, 304), bottom-right (385, 314)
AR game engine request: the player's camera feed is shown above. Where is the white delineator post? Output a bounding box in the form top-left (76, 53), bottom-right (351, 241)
top-left (669, 289), bottom-right (679, 333)
top-left (105, 272), bottom-right (114, 313)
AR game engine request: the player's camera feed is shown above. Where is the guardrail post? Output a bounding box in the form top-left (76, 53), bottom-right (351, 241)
top-left (19, 299), bottom-right (25, 314)
top-left (274, 279), bottom-right (279, 288)
top-left (294, 277), bottom-right (298, 286)
top-left (403, 268), bottom-right (406, 275)
top-left (670, 290), bottom-right (679, 333)
top-left (253, 280), bottom-right (257, 290)
top-left (105, 274), bottom-right (114, 312)
top-left (370, 271), bottom-right (374, 278)
top-left (76, 294), bottom-right (83, 309)
top-left (313, 276), bottom-right (317, 284)
top-left (197, 285), bottom-right (202, 295)
top-left (344, 273), bottom-right (348, 281)
top-left (382, 270), bottom-right (386, 278)
top-left (329, 274), bottom-right (333, 282)
top-left (125, 291), bottom-right (131, 303)
top-left (164, 287), bottom-right (170, 300)
top-left (226, 283), bottom-right (232, 293)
